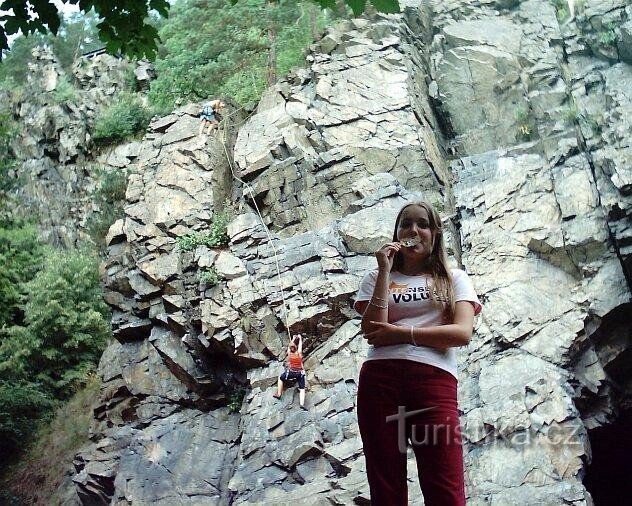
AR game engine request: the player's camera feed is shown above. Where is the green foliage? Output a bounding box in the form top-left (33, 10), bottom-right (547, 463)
top-left (0, 34), bottom-right (42, 85)
top-left (178, 207), bottom-right (232, 251)
top-left (49, 12), bottom-right (102, 71)
top-left (0, 228), bottom-right (108, 465)
top-left (513, 106), bottom-right (529, 123)
top-left (86, 167), bottom-right (128, 247)
top-left (124, 66), bottom-right (139, 92)
top-left (564, 103), bottom-right (580, 124)
top-left (514, 105), bottom-right (535, 141)
top-left (52, 75), bottom-right (77, 103)
top-left (93, 93), bottom-right (152, 145)
top-left (310, 0), bottom-right (400, 15)
top-left (227, 386), bottom-right (247, 412)
top-left (597, 23), bottom-right (618, 46)
top-left (200, 268), bottom-right (220, 286)
top-left (148, 0), bottom-right (338, 111)
top-left (0, 221), bottom-right (47, 327)
top-left (218, 67), bottom-right (268, 109)
top-left (275, 7), bottom-right (328, 77)
top-left (0, 381), bottom-right (55, 462)
top-left (550, 0), bottom-right (569, 23)
top-left (0, 13), bottom-right (101, 89)
top-left (0, 112), bottom-right (17, 196)
top-left (0, 0), bottom-right (170, 61)
top-left (0, 0), bottom-right (398, 64)
top-left (0, 249), bottom-right (111, 397)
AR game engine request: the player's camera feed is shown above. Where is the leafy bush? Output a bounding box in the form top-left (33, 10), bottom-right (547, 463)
top-left (0, 382), bottom-right (55, 462)
top-left (276, 13), bottom-right (322, 77)
top-left (93, 93), bottom-right (152, 145)
top-left (219, 66), bottom-right (267, 110)
top-left (178, 207), bottom-right (232, 251)
top-left (597, 25), bottom-right (618, 46)
top-left (514, 105), bottom-right (535, 141)
top-left (200, 268), bottom-right (220, 286)
top-left (0, 219), bottom-right (108, 470)
top-left (0, 249), bottom-right (110, 397)
top-left (0, 220), bottom-right (47, 327)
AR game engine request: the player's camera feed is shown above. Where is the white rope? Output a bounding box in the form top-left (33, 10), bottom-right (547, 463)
top-left (215, 118), bottom-right (293, 337)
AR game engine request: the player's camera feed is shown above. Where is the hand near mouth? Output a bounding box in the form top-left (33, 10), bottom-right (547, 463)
top-left (399, 237), bottom-right (421, 247)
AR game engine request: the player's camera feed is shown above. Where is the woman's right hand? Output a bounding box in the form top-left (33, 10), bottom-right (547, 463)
top-left (375, 242), bottom-right (401, 272)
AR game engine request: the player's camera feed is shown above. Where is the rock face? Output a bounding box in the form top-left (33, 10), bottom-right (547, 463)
top-left (19, 1), bottom-right (627, 505)
top-left (7, 46), bottom-right (149, 247)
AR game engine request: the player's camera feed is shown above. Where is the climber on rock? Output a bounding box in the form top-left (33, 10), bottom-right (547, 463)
top-left (199, 99), bottom-right (226, 135)
top-left (273, 334), bottom-right (308, 410)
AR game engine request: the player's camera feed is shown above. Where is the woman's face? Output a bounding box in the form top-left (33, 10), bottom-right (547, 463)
top-left (290, 345), bottom-right (297, 353)
top-left (396, 205), bottom-right (435, 262)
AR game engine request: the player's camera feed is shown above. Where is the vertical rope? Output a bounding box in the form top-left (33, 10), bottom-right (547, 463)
top-left (215, 119), bottom-right (293, 337)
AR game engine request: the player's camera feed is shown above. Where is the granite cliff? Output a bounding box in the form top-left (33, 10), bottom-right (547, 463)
top-left (7, 0), bottom-right (631, 504)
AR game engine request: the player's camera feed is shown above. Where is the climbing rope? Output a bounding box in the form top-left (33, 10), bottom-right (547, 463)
top-left (214, 113), bottom-right (293, 338)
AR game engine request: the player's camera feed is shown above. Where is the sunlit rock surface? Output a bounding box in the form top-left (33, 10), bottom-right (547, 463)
top-left (9, 1), bottom-right (630, 504)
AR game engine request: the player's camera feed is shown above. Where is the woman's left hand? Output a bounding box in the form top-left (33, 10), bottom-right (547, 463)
top-left (364, 321), bottom-right (405, 347)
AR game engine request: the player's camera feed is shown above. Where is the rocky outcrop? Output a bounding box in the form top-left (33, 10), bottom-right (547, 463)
top-left (7, 46), bottom-right (148, 247)
top-left (19, 1), bottom-right (626, 504)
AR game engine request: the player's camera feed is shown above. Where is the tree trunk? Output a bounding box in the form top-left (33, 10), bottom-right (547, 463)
top-left (266, 0), bottom-right (277, 85)
top-left (309, 4), bottom-right (318, 40)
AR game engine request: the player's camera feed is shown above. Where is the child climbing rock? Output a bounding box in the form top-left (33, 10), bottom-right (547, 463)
top-left (199, 99), bottom-right (226, 135)
top-left (273, 334), bottom-right (307, 410)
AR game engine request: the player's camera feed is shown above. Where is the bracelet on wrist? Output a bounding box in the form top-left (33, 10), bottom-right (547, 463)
top-left (410, 326), bottom-right (417, 346)
top-left (372, 295), bottom-right (388, 302)
top-left (369, 300), bottom-right (388, 309)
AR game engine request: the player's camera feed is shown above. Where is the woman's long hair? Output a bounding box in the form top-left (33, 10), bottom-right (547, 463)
top-left (391, 201), bottom-right (455, 321)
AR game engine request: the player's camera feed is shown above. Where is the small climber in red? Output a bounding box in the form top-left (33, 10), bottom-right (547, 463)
top-left (273, 334), bottom-right (307, 410)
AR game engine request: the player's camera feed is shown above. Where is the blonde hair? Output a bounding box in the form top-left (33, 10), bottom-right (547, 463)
top-left (391, 201), bottom-right (455, 321)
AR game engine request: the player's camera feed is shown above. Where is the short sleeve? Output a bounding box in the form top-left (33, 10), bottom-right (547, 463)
top-left (452, 269), bottom-right (482, 316)
top-left (353, 270), bottom-right (378, 313)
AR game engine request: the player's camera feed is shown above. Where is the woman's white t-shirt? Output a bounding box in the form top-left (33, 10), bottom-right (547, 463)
top-left (353, 269), bottom-right (482, 379)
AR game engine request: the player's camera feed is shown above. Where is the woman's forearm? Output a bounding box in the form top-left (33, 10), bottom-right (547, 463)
top-left (360, 270), bottom-right (390, 333)
top-left (392, 324), bottom-right (471, 348)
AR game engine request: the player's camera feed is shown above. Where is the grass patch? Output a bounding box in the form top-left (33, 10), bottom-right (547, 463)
top-left (0, 374), bottom-right (101, 505)
top-left (514, 105), bottom-right (535, 141)
top-left (200, 267), bottom-right (220, 287)
top-left (564, 103), bottom-right (580, 125)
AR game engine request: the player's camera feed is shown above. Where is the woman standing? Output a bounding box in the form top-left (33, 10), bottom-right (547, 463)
top-left (354, 201), bottom-right (482, 506)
